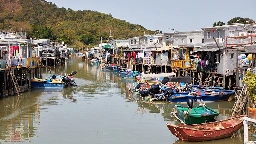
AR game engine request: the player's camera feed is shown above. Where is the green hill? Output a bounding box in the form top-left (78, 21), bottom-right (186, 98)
top-left (0, 0), bottom-right (154, 48)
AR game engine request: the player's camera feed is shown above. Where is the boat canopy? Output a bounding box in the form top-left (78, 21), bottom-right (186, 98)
top-left (169, 76), bottom-right (192, 83)
top-left (140, 73), bottom-right (176, 79)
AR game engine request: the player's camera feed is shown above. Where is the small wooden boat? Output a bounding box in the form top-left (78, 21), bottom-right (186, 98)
top-left (166, 115), bottom-right (244, 142)
top-left (175, 104), bottom-right (219, 124)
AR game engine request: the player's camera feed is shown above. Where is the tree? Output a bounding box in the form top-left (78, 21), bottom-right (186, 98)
top-left (213, 21), bottom-right (225, 27)
top-left (29, 25), bottom-right (56, 40)
top-left (80, 34), bottom-right (96, 46)
top-left (243, 71), bottom-right (256, 107)
top-left (72, 40), bottom-right (84, 50)
top-left (227, 17), bottom-right (255, 25)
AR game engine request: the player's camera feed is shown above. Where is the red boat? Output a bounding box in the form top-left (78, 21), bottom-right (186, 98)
top-left (166, 115), bottom-right (244, 142)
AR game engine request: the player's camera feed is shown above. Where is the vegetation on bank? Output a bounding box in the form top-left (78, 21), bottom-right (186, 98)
top-left (0, 0), bottom-right (154, 48)
top-left (213, 17), bottom-right (255, 27)
top-left (243, 70), bottom-right (256, 107)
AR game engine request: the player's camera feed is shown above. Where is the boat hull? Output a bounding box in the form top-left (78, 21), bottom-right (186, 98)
top-left (166, 116), bottom-right (244, 142)
top-left (168, 91), bottom-right (234, 102)
top-left (31, 81), bottom-right (65, 88)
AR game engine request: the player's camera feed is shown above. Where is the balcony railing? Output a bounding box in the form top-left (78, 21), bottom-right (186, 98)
top-left (226, 35), bottom-right (256, 47)
top-left (5, 58), bottom-right (40, 68)
top-left (25, 58), bottom-right (40, 67)
top-left (143, 57), bottom-right (152, 65)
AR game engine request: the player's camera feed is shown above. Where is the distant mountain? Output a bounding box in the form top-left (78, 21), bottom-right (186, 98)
top-left (0, 0), bottom-right (154, 48)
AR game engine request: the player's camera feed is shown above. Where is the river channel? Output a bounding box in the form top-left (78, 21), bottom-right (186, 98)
top-left (0, 58), bottom-right (244, 144)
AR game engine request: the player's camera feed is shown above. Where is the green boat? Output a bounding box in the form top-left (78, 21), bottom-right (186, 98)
top-left (174, 104), bottom-right (219, 125)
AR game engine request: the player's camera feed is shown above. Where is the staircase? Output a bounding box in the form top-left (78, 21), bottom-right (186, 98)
top-left (10, 70), bottom-right (21, 96)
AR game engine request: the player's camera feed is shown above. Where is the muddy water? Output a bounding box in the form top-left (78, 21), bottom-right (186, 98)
top-left (0, 58), bottom-right (244, 144)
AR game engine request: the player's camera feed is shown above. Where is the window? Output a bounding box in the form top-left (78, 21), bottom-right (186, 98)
top-left (229, 31), bottom-right (234, 37)
top-left (230, 53), bottom-right (234, 59)
top-left (166, 35), bottom-right (169, 40)
top-left (207, 32), bottom-right (211, 39)
top-left (134, 40), bottom-right (136, 44)
top-left (182, 39), bottom-right (184, 43)
top-left (131, 40), bottom-right (133, 44)
top-left (215, 54), bottom-right (220, 63)
top-left (150, 39), bottom-right (153, 42)
top-left (217, 31), bottom-right (221, 38)
top-left (202, 39), bottom-right (204, 43)
top-left (190, 39), bottom-right (193, 43)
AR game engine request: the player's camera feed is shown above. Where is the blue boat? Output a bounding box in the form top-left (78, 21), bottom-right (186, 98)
top-left (168, 89), bottom-right (235, 102)
top-left (31, 79), bottom-right (66, 88)
top-left (31, 71), bottom-right (77, 89)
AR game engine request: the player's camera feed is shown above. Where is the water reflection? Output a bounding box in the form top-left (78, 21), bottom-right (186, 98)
top-left (0, 91), bottom-right (42, 142)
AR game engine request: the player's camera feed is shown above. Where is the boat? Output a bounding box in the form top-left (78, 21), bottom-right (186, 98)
top-left (119, 70), bottom-right (140, 78)
top-left (174, 103), bottom-right (219, 124)
top-left (166, 115), bottom-right (244, 142)
top-left (31, 77), bottom-right (65, 88)
top-left (168, 89), bottom-right (235, 102)
top-left (31, 71), bottom-right (77, 88)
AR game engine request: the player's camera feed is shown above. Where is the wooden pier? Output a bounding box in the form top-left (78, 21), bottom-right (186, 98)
top-left (0, 58), bottom-right (41, 98)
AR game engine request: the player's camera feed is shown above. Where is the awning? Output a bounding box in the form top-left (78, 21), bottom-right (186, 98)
top-left (102, 44), bottom-right (111, 49)
top-left (169, 76), bottom-right (192, 83)
top-left (194, 47), bottom-right (220, 52)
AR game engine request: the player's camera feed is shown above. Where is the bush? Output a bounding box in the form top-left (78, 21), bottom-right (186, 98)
top-left (243, 70), bottom-right (256, 107)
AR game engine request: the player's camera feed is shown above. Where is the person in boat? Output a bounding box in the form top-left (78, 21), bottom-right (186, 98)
top-left (50, 74), bottom-right (57, 82)
top-left (175, 87), bottom-right (180, 93)
top-left (187, 98), bottom-right (194, 109)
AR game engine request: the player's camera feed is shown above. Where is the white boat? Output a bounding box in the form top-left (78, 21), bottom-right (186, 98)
top-left (136, 72), bottom-right (176, 81)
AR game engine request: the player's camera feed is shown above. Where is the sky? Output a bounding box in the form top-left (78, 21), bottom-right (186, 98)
top-left (47, 0), bottom-right (256, 32)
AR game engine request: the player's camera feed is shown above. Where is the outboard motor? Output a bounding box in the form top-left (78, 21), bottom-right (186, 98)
top-left (62, 76), bottom-right (70, 83)
top-left (149, 84), bottom-right (161, 94)
top-left (161, 77), bottom-right (169, 85)
top-left (187, 99), bottom-right (194, 109)
top-left (69, 78), bottom-right (77, 86)
top-left (163, 88), bottom-right (174, 96)
top-left (139, 90), bottom-right (150, 97)
top-left (69, 71), bottom-right (77, 76)
top-left (67, 71), bottom-right (77, 86)
top-left (135, 83), bottom-right (142, 91)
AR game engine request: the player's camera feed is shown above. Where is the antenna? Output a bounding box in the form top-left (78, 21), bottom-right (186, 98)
top-left (109, 29), bottom-right (113, 38)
